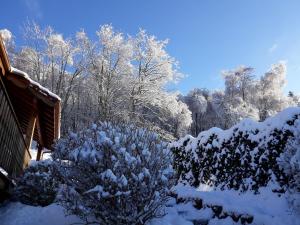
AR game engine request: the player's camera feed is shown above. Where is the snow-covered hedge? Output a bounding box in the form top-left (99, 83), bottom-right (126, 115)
top-left (52, 122), bottom-right (174, 225)
top-left (15, 160), bottom-right (59, 206)
top-left (278, 130), bottom-right (300, 213)
top-left (170, 107), bottom-right (300, 193)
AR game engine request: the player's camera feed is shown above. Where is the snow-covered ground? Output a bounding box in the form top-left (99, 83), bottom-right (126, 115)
top-left (29, 141), bottom-right (52, 163)
top-left (1, 184), bottom-right (299, 225)
top-left (0, 200), bottom-right (236, 225)
top-left (172, 184), bottom-right (300, 225)
top-left (0, 202), bottom-right (80, 225)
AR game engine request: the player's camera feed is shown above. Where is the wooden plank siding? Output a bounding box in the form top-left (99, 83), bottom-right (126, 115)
top-left (0, 74), bottom-right (30, 178)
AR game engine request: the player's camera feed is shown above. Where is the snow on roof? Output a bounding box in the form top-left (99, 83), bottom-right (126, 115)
top-left (10, 66), bottom-right (61, 101)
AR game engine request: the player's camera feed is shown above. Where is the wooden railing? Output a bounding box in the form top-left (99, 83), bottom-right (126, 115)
top-left (0, 76), bottom-right (30, 178)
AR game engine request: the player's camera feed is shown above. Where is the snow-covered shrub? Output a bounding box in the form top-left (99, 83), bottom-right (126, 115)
top-left (53, 122), bottom-right (174, 225)
top-left (15, 160), bottom-right (59, 206)
top-left (278, 129), bottom-right (300, 213)
top-left (170, 107), bottom-right (300, 193)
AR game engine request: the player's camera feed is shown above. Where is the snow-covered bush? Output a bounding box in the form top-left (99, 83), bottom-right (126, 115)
top-left (53, 122), bottom-right (174, 225)
top-left (278, 129), bottom-right (300, 213)
top-left (170, 107), bottom-right (300, 193)
top-left (15, 160), bottom-right (59, 206)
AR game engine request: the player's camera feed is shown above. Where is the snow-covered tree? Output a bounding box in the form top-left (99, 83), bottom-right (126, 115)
top-left (183, 63), bottom-right (293, 134)
top-left (222, 66), bottom-right (254, 101)
top-left (165, 94), bottom-right (192, 138)
top-left (0, 28), bottom-right (15, 59)
top-left (88, 25), bottom-right (133, 121)
top-left (13, 22), bottom-right (85, 133)
top-left (0, 28), bottom-right (13, 44)
top-left (210, 91), bottom-right (257, 129)
top-left (183, 88), bottom-right (209, 135)
top-left (127, 30), bottom-right (181, 123)
top-left (256, 62), bottom-right (288, 121)
top-left (288, 91), bottom-right (300, 107)
top-left (81, 25), bottom-right (190, 136)
top-left (218, 66), bottom-right (259, 127)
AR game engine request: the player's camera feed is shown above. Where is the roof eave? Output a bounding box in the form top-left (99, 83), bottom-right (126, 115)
top-left (0, 36), bottom-right (10, 76)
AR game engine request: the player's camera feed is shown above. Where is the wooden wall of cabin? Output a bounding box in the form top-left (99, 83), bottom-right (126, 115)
top-left (0, 74), bottom-right (29, 181)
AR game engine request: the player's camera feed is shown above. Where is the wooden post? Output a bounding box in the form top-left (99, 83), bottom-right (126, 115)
top-left (36, 144), bottom-right (43, 161)
top-left (35, 113), bottom-right (44, 161)
top-left (24, 111), bottom-right (37, 149)
top-left (23, 111), bottom-right (36, 168)
top-left (23, 99), bottom-right (38, 166)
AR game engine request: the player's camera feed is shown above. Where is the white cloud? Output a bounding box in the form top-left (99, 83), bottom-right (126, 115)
top-left (23, 0), bottom-right (43, 19)
top-left (269, 43), bottom-right (278, 53)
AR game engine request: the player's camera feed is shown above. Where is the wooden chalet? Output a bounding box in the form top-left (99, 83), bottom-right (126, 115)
top-left (0, 37), bottom-right (60, 192)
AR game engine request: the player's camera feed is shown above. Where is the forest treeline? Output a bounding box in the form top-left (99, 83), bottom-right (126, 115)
top-left (1, 22), bottom-right (299, 138)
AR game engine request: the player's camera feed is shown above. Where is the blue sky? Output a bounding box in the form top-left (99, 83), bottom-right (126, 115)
top-left (1, 0), bottom-right (300, 94)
